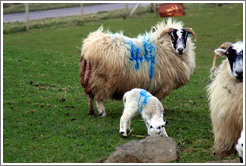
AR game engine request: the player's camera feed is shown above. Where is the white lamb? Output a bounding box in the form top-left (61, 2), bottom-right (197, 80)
top-left (119, 88), bottom-right (168, 137)
top-left (236, 129), bottom-right (244, 163)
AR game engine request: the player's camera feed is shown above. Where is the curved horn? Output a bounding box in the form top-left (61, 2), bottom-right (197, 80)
top-left (158, 28), bottom-right (174, 40)
top-left (184, 27), bottom-right (197, 44)
top-left (218, 42), bottom-right (232, 50)
top-left (212, 54), bottom-right (219, 72)
top-left (212, 42), bottom-right (232, 71)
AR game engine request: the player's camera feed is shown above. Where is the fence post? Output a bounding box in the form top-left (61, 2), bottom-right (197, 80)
top-left (25, 3), bottom-right (29, 31)
top-left (80, 3), bottom-right (84, 23)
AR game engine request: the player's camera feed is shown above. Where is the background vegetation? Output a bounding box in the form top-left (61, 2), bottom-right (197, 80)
top-left (3, 3), bottom-right (243, 163)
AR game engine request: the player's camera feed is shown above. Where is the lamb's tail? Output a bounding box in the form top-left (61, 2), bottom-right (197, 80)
top-left (123, 95), bottom-right (126, 104)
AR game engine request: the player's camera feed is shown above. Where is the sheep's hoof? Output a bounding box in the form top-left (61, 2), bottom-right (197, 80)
top-left (88, 111), bottom-right (96, 116)
top-left (98, 112), bottom-right (107, 117)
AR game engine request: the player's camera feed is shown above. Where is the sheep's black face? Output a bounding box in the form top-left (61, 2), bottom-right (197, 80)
top-left (226, 42), bottom-right (243, 82)
top-left (170, 28), bottom-right (190, 55)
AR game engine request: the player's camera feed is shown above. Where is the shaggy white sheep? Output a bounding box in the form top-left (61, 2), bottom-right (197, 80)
top-left (80, 18), bottom-right (196, 116)
top-left (119, 88), bottom-right (168, 137)
top-left (236, 129), bottom-right (244, 163)
top-left (207, 41), bottom-right (243, 157)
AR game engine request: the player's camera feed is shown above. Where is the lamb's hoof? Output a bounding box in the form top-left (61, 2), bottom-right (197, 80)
top-left (120, 132), bottom-right (127, 138)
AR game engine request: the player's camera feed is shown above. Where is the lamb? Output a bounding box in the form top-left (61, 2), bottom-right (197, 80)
top-left (80, 18), bottom-right (196, 117)
top-left (119, 88), bottom-right (168, 137)
top-left (207, 41), bottom-right (243, 157)
top-left (236, 129), bottom-right (244, 163)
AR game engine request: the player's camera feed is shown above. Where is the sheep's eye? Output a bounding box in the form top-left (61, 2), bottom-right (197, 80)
top-left (161, 125), bottom-right (165, 128)
top-left (157, 126), bottom-right (161, 130)
top-left (150, 126), bottom-right (153, 129)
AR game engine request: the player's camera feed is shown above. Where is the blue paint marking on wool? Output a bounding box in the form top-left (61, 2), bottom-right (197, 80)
top-left (125, 36), bottom-right (156, 80)
top-left (138, 89), bottom-right (152, 113)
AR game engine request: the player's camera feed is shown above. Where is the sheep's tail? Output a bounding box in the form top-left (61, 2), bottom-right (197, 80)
top-left (80, 55), bottom-right (93, 94)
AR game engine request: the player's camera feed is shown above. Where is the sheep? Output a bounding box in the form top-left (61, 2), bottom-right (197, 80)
top-left (207, 41), bottom-right (243, 157)
top-left (236, 129), bottom-right (244, 163)
top-left (80, 18), bottom-right (196, 116)
top-left (119, 88), bottom-right (168, 137)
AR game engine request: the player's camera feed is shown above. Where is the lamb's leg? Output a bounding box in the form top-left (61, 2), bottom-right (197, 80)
top-left (96, 100), bottom-right (107, 117)
top-left (120, 106), bottom-right (137, 137)
top-left (119, 112), bottom-right (129, 137)
top-left (88, 94), bottom-right (95, 116)
top-left (127, 121), bottom-right (131, 131)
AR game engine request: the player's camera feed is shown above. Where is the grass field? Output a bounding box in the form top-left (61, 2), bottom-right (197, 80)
top-left (3, 3), bottom-right (243, 163)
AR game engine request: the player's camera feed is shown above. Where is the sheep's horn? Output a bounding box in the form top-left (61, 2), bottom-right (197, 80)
top-left (212, 42), bottom-right (232, 72)
top-left (218, 42), bottom-right (232, 50)
top-left (184, 27), bottom-right (197, 44)
top-left (159, 28), bottom-right (174, 39)
top-left (212, 54), bottom-right (219, 72)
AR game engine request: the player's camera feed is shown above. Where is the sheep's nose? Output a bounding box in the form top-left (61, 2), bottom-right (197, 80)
top-left (235, 70), bottom-right (243, 81)
top-left (236, 70), bottom-right (243, 77)
top-left (178, 48), bottom-right (183, 54)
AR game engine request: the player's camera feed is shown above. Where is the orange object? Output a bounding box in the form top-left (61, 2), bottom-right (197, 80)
top-left (158, 3), bottom-right (185, 17)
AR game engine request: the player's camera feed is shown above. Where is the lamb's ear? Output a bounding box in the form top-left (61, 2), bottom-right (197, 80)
top-left (144, 118), bottom-right (150, 127)
top-left (162, 121), bottom-right (168, 127)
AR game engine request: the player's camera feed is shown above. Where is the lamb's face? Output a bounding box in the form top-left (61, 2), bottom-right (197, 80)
top-left (170, 28), bottom-right (190, 55)
top-left (148, 121), bottom-right (168, 137)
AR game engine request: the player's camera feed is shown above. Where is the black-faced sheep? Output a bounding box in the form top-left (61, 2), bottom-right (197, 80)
top-left (119, 88), bottom-right (168, 137)
top-left (80, 18), bottom-right (196, 116)
top-left (207, 41), bottom-right (243, 157)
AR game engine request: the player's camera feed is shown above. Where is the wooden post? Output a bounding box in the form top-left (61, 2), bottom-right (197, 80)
top-left (150, 3), bottom-right (154, 12)
top-left (25, 3), bottom-right (29, 31)
top-left (125, 3), bottom-right (128, 10)
top-left (123, 3), bottom-right (128, 19)
top-left (80, 3), bottom-right (84, 23)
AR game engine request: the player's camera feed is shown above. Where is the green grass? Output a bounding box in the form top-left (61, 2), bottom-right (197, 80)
top-left (3, 3), bottom-right (243, 163)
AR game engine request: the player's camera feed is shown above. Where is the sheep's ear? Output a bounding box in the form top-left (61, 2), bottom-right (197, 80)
top-left (214, 42), bottom-right (232, 57)
top-left (214, 48), bottom-right (227, 57)
top-left (159, 28), bottom-right (174, 39)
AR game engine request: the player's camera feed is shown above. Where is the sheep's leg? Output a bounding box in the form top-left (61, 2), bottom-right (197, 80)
top-left (88, 94), bottom-right (95, 116)
top-left (96, 100), bottom-right (107, 117)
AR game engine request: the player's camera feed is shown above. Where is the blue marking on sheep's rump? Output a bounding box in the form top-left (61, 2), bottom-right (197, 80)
top-left (125, 36), bottom-right (156, 80)
top-left (138, 89), bottom-right (152, 113)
